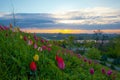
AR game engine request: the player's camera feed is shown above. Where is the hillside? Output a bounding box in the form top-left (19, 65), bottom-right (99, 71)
top-left (0, 25), bottom-right (120, 80)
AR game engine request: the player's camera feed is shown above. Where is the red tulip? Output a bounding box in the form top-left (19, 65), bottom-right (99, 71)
top-left (55, 55), bottom-right (59, 61)
top-left (24, 36), bottom-right (27, 41)
top-left (55, 55), bottom-right (65, 70)
top-left (30, 61), bottom-right (37, 71)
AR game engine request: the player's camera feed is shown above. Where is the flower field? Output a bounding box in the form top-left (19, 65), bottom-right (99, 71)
top-left (0, 25), bottom-right (120, 80)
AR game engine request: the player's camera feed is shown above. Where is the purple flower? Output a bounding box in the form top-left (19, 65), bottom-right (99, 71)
top-left (107, 70), bottom-right (112, 76)
top-left (101, 68), bottom-right (106, 74)
top-left (90, 68), bottom-right (94, 75)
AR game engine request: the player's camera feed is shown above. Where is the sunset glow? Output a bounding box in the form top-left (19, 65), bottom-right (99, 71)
top-left (21, 29), bottom-right (120, 34)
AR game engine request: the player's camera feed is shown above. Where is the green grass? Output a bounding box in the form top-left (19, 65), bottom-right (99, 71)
top-left (0, 27), bottom-right (120, 80)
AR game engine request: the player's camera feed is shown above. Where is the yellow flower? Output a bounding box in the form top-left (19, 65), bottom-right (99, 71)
top-left (20, 35), bottom-right (23, 39)
top-left (33, 54), bottom-right (39, 61)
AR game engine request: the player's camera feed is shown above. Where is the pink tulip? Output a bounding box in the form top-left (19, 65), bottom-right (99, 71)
top-left (28, 40), bottom-right (33, 45)
top-left (34, 43), bottom-right (38, 49)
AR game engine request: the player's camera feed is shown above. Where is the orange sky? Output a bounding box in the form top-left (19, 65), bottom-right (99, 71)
top-left (21, 28), bottom-right (120, 34)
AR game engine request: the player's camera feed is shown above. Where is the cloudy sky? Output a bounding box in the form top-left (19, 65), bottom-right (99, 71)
top-left (0, 0), bottom-right (120, 33)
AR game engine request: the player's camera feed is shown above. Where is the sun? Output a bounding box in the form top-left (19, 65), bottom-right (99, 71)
top-left (60, 29), bottom-right (71, 34)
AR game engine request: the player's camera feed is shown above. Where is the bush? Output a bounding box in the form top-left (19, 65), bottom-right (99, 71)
top-left (85, 48), bottom-right (101, 60)
top-left (106, 36), bottom-right (120, 58)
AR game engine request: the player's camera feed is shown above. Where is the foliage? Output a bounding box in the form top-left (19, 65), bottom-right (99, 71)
top-left (106, 36), bottom-right (120, 58)
top-left (85, 48), bottom-right (101, 60)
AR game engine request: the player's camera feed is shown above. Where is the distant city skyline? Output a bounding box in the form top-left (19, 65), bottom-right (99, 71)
top-left (0, 0), bottom-right (120, 33)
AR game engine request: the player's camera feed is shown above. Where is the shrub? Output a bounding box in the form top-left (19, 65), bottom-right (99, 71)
top-left (106, 36), bottom-right (120, 58)
top-left (85, 48), bottom-right (101, 60)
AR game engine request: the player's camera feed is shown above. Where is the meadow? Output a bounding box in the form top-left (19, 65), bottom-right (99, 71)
top-left (0, 25), bottom-right (120, 80)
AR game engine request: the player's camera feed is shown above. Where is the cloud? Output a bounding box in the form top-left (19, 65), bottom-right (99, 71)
top-left (0, 7), bottom-right (120, 30)
top-left (52, 7), bottom-right (120, 25)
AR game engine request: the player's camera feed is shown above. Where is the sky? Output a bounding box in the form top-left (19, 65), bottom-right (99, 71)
top-left (0, 0), bottom-right (120, 33)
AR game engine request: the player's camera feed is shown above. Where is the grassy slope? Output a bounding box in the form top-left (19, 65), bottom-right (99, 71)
top-left (0, 28), bottom-right (120, 80)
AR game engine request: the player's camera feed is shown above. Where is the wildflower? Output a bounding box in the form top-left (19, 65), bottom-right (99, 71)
top-left (34, 33), bottom-right (38, 41)
top-left (30, 61), bottom-right (37, 71)
top-left (33, 54), bottom-right (39, 61)
top-left (88, 60), bottom-right (92, 64)
top-left (34, 43), bottom-right (38, 49)
top-left (4, 26), bottom-right (9, 30)
top-left (77, 54), bottom-right (81, 58)
top-left (41, 39), bottom-right (45, 43)
top-left (55, 55), bottom-right (65, 70)
top-left (24, 36), bottom-right (27, 41)
top-left (20, 35), bottom-right (23, 39)
top-left (42, 45), bottom-right (47, 50)
top-left (107, 70), bottom-right (112, 76)
top-left (48, 44), bottom-right (52, 47)
top-left (0, 25), bottom-right (4, 30)
top-left (84, 58), bottom-right (87, 62)
top-left (90, 68), bottom-right (94, 75)
top-left (38, 47), bottom-right (42, 52)
top-left (101, 68), bottom-right (106, 74)
top-left (28, 40), bottom-right (33, 45)
top-left (47, 47), bottom-right (51, 52)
